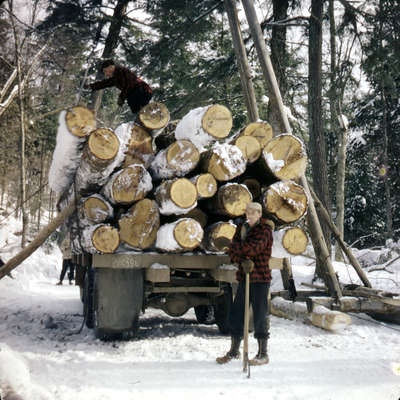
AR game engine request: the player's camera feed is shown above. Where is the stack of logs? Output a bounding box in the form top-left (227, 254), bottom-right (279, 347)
top-left (53, 102), bottom-right (309, 256)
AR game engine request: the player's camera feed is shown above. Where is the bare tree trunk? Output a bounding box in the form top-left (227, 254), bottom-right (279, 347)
top-left (269, 0), bottom-right (289, 131)
top-left (224, 0), bottom-right (259, 122)
top-left (90, 0), bottom-right (130, 116)
top-left (37, 141), bottom-right (45, 231)
top-left (329, 0), bottom-right (346, 261)
top-left (308, 0), bottom-right (331, 275)
top-left (382, 89), bottom-right (393, 239)
top-left (9, 0), bottom-right (28, 247)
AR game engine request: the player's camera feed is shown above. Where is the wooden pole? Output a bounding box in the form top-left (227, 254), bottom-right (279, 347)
top-left (243, 271), bottom-right (250, 376)
top-left (0, 201), bottom-right (76, 280)
top-left (310, 187), bottom-right (372, 288)
top-left (224, 0), bottom-right (259, 122)
top-left (240, 0), bottom-right (342, 298)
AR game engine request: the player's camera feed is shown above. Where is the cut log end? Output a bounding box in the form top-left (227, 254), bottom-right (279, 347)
top-left (202, 104), bottom-right (232, 138)
top-left (206, 222), bottom-right (237, 252)
top-left (88, 128), bottom-right (119, 161)
top-left (119, 199), bottom-right (160, 249)
top-left (263, 134), bottom-right (307, 180)
top-left (282, 227), bottom-right (308, 255)
top-left (128, 124), bottom-right (154, 155)
top-left (173, 218), bottom-right (204, 249)
top-left (65, 106), bottom-right (96, 137)
top-left (166, 140), bottom-right (200, 172)
top-left (92, 225), bottom-right (120, 253)
top-left (193, 173), bottom-right (217, 199)
top-left (263, 181), bottom-right (308, 223)
top-left (218, 183), bottom-right (252, 217)
top-left (170, 178), bottom-right (198, 209)
top-left (241, 121), bottom-right (273, 148)
top-left (235, 136), bottom-right (261, 163)
top-left (83, 196), bottom-right (112, 223)
top-left (139, 102), bottom-right (170, 131)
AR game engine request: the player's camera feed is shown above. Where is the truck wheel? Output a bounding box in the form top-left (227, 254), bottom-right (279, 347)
top-left (194, 305), bottom-right (215, 325)
top-left (213, 285), bottom-right (232, 335)
top-left (83, 267), bottom-right (95, 329)
top-left (93, 268), bottom-right (144, 341)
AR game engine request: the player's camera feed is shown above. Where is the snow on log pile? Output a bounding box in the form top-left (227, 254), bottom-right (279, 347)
top-left (49, 102), bottom-right (309, 255)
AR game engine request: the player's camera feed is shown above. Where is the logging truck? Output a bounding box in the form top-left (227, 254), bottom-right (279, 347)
top-left (47, 103), bottom-right (309, 340)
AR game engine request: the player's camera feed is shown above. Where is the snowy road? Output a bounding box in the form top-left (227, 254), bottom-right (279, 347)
top-left (1, 270), bottom-right (399, 400)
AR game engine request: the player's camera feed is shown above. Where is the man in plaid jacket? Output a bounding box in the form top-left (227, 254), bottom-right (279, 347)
top-left (216, 202), bottom-right (274, 366)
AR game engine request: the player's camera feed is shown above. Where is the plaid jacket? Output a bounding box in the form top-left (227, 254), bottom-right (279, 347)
top-left (90, 65), bottom-right (152, 104)
top-left (228, 218), bottom-right (273, 283)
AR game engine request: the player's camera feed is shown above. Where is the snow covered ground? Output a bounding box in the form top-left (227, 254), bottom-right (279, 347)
top-left (0, 217), bottom-right (399, 400)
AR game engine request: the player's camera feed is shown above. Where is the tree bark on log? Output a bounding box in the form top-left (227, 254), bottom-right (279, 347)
top-left (123, 123), bottom-right (155, 169)
top-left (202, 143), bottom-right (246, 182)
top-left (150, 140), bottom-right (200, 179)
top-left (102, 164), bottom-right (153, 205)
top-left (118, 199), bottom-right (160, 250)
top-left (175, 105), bottom-right (233, 151)
top-left (156, 218), bottom-right (204, 252)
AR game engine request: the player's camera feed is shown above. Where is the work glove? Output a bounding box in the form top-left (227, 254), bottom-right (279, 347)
top-left (241, 259), bottom-right (254, 274)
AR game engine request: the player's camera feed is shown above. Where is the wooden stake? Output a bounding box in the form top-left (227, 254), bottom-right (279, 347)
top-left (243, 271), bottom-right (250, 377)
top-left (240, 0), bottom-right (342, 299)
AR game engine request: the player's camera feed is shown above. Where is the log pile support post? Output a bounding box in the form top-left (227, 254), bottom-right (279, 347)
top-left (240, 0), bottom-right (342, 298)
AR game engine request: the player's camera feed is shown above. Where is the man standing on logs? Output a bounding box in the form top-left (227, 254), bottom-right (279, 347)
top-left (216, 202), bottom-right (274, 366)
top-left (85, 60), bottom-right (152, 115)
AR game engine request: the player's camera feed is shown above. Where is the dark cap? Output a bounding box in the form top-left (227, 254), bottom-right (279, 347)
top-left (100, 59), bottom-right (115, 70)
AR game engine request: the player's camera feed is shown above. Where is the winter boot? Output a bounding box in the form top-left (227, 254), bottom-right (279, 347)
top-left (56, 281), bottom-right (62, 286)
top-left (216, 337), bottom-right (241, 364)
top-left (249, 338), bottom-right (269, 366)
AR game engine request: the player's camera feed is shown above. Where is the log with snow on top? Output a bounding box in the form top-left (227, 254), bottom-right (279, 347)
top-left (154, 178), bottom-right (198, 216)
top-left (271, 227), bottom-right (309, 257)
top-left (123, 123), bottom-right (156, 169)
top-left (175, 104), bottom-right (233, 152)
top-left (80, 194), bottom-right (114, 224)
top-left (212, 183), bottom-right (252, 217)
top-left (270, 297), bottom-right (352, 332)
top-left (190, 173), bottom-right (218, 200)
top-left (79, 223), bottom-right (120, 254)
top-left (155, 218), bottom-right (204, 252)
top-left (202, 143), bottom-right (246, 182)
top-left (74, 123), bottom-right (132, 195)
top-left (260, 134), bottom-right (307, 181)
top-left (118, 198), bottom-right (160, 250)
top-left (138, 102), bottom-right (170, 133)
top-left (48, 107), bottom-right (96, 193)
top-left (202, 221), bottom-right (237, 253)
top-left (102, 164), bottom-right (152, 205)
top-left (262, 180), bottom-right (308, 224)
top-left (150, 139), bottom-right (200, 179)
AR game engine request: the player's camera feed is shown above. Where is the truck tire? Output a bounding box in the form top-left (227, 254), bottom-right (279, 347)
top-left (194, 305), bottom-right (215, 325)
top-left (213, 285), bottom-right (232, 334)
top-left (83, 267), bottom-right (95, 329)
top-left (93, 268), bottom-right (144, 341)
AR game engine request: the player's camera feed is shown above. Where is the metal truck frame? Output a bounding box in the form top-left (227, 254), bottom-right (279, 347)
top-left (73, 252), bottom-right (284, 340)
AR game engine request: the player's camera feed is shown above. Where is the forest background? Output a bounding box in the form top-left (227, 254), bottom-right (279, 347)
top-left (0, 0), bottom-right (398, 255)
